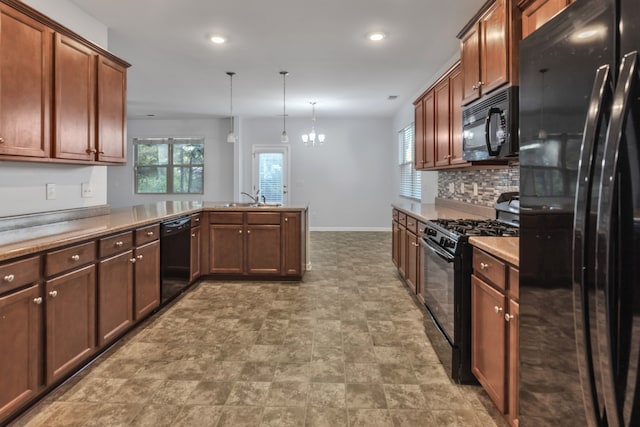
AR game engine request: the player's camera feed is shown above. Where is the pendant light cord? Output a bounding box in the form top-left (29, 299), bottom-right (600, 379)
top-left (280, 71), bottom-right (288, 133)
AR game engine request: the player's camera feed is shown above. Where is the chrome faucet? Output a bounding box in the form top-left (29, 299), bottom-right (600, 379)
top-left (241, 190), bottom-right (261, 204)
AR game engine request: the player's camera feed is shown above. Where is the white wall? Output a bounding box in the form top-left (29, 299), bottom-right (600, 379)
top-left (107, 119), bottom-right (234, 208)
top-left (0, 0), bottom-right (109, 218)
top-left (240, 117), bottom-right (395, 230)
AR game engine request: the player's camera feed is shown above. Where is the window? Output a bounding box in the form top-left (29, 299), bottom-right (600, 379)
top-left (399, 123), bottom-right (421, 200)
top-left (134, 137), bottom-right (204, 194)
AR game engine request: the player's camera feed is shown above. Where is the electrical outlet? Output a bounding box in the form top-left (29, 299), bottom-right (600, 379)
top-left (473, 183), bottom-right (478, 196)
top-left (448, 183), bottom-right (455, 193)
top-left (81, 182), bottom-right (93, 198)
top-left (460, 182), bottom-right (465, 193)
top-left (46, 183), bottom-right (56, 200)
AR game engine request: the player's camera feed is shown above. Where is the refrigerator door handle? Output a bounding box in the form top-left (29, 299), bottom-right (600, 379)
top-left (572, 63), bottom-right (612, 427)
top-left (596, 50), bottom-right (639, 427)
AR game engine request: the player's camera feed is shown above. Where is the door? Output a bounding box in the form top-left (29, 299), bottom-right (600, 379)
top-left (252, 146), bottom-right (289, 204)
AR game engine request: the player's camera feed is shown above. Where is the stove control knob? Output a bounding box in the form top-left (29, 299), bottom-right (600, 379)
top-left (427, 228), bottom-right (437, 236)
top-left (447, 239), bottom-right (455, 248)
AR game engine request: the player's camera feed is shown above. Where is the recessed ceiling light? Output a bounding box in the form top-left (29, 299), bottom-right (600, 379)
top-left (387, 95), bottom-right (398, 100)
top-left (210, 35), bottom-right (227, 44)
top-left (367, 32), bottom-right (387, 42)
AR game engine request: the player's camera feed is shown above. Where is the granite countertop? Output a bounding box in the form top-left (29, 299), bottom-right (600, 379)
top-left (468, 236), bottom-right (519, 266)
top-left (392, 198), bottom-right (494, 223)
top-left (0, 201), bottom-right (309, 262)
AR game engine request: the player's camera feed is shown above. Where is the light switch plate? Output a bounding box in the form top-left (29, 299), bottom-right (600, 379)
top-left (460, 182), bottom-right (465, 193)
top-left (448, 183), bottom-right (455, 193)
top-left (81, 182), bottom-right (93, 198)
top-left (473, 183), bottom-right (478, 196)
top-left (46, 183), bottom-right (56, 200)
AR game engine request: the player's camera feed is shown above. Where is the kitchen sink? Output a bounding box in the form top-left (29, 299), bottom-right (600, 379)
top-left (221, 202), bottom-right (283, 208)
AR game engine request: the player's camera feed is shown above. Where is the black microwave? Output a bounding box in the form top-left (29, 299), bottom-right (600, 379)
top-left (462, 86), bottom-right (519, 161)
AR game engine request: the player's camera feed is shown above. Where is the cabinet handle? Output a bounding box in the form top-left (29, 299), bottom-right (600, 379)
top-left (3, 274), bottom-right (14, 283)
top-left (136, 254), bottom-right (144, 260)
top-left (49, 290), bottom-right (58, 298)
top-left (146, 231), bottom-right (154, 237)
top-left (247, 230), bottom-right (251, 234)
top-left (238, 230), bottom-right (243, 234)
top-left (494, 305), bottom-right (503, 314)
top-left (478, 81), bottom-right (484, 87)
top-left (284, 218), bottom-right (289, 222)
top-left (191, 233), bottom-right (196, 237)
top-left (0, 137), bottom-right (5, 143)
top-left (98, 151), bottom-right (105, 154)
top-left (33, 296), bottom-right (43, 305)
top-left (71, 254), bottom-right (80, 261)
top-left (444, 155), bottom-right (451, 159)
top-left (194, 217), bottom-right (200, 222)
top-left (115, 241), bottom-right (124, 247)
top-left (130, 258), bottom-right (136, 263)
top-left (505, 313), bottom-right (514, 322)
top-left (480, 262), bottom-right (489, 270)
top-left (86, 148), bottom-right (97, 154)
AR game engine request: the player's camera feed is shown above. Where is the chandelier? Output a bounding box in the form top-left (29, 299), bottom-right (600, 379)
top-left (302, 102), bottom-right (325, 146)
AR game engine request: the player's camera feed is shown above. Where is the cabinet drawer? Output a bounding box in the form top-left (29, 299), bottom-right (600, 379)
top-left (191, 213), bottom-right (202, 227)
top-left (247, 212), bottom-right (280, 225)
top-left (209, 212), bottom-right (243, 224)
top-left (99, 231), bottom-right (134, 258)
top-left (392, 209), bottom-right (399, 221)
top-left (398, 212), bottom-right (407, 227)
top-left (135, 224), bottom-right (159, 245)
top-left (406, 216), bottom-right (418, 235)
top-left (0, 256), bottom-right (41, 294)
top-left (46, 241), bottom-right (96, 277)
top-left (417, 221), bottom-right (427, 238)
top-left (509, 267), bottom-right (519, 300)
top-left (473, 248), bottom-right (506, 291)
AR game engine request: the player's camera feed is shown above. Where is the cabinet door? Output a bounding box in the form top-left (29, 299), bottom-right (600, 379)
top-left (45, 264), bottom-right (96, 384)
top-left (521, 0), bottom-right (571, 39)
top-left (398, 224), bottom-right (407, 277)
top-left (0, 4), bottom-right (51, 158)
top-left (481, 0), bottom-right (509, 94)
top-left (53, 33), bottom-right (95, 161)
top-left (434, 79), bottom-right (451, 167)
top-left (507, 298), bottom-right (519, 425)
top-left (449, 65), bottom-right (466, 165)
top-left (423, 91), bottom-right (435, 169)
top-left (461, 22), bottom-right (480, 105)
top-left (0, 285), bottom-right (42, 421)
top-left (96, 55), bottom-right (126, 163)
top-left (406, 231), bottom-right (418, 293)
top-left (190, 225), bottom-right (201, 282)
top-left (209, 224), bottom-right (244, 274)
top-left (414, 100), bottom-right (425, 170)
top-left (134, 241), bottom-right (160, 320)
top-left (247, 225), bottom-right (281, 275)
top-left (471, 274), bottom-right (507, 412)
top-left (282, 212), bottom-right (302, 276)
top-left (98, 251), bottom-right (134, 347)
top-left (392, 220), bottom-right (400, 268)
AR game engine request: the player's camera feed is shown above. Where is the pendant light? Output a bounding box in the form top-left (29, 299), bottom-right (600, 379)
top-left (280, 71), bottom-right (289, 143)
top-left (226, 71), bottom-right (236, 143)
top-left (302, 102), bottom-right (325, 146)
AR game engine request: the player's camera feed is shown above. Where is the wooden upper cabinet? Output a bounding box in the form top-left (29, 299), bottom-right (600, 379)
top-left (449, 65), bottom-right (465, 165)
top-left (414, 100), bottom-right (424, 170)
top-left (423, 91), bottom-right (435, 169)
top-left (460, 0), bottom-right (515, 105)
top-left (0, 4), bottom-right (51, 158)
top-left (97, 56), bottom-right (127, 163)
top-left (53, 34), bottom-right (95, 161)
top-left (520, 0), bottom-right (573, 39)
top-left (434, 79), bottom-right (451, 168)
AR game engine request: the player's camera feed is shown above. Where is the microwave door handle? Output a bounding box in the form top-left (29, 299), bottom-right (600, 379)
top-left (595, 51), bottom-right (640, 427)
top-left (572, 63), bottom-right (612, 427)
top-left (484, 107), bottom-right (505, 156)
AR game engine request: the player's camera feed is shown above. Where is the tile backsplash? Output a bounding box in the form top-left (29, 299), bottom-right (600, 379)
top-left (437, 164), bottom-right (519, 207)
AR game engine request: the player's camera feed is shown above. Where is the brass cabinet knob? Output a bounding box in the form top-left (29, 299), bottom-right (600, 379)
top-left (284, 218), bottom-right (289, 222)
top-left (71, 254), bottom-right (80, 261)
top-left (505, 313), bottom-right (514, 322)
top-left (3, 274), bottom-right (14, 283)
top-left (115, 241), bottom-right (124, 247)
top-left (33, 296), bottom-right (43, 305)
top-left (247, 230), bottom-right (251, 234)
top-left (130, 258), bottom-right (136, 263)
top-left (480, 262), bottom-right (489, 270)
top-left (136, 254), bottom-right (144, 260)
top-left (49, 290), bottom-right (58, 298)
top-left (238, 230), bottom-right (242, 234)
top-left (494, 306), bottom-right (503, 314)
top-left (86, 148), bottom-right (97, 154)
top-left (0, 137), bottom-right (5, 143)
top-left (191, 233), bottom-right (196, 237)
top-left (146, 231), bottom-right (154, 237)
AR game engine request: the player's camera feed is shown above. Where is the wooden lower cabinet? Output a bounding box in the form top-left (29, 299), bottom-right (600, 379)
top-left (392, 208), bottom-right (424, 299)
top-left (406, 230), bottom-right (419, 293)
top-left (282, 212), bottom-right (303, 276)
top-left (134, 240), bottom-right (160, 320)
top-left (45, 264), bottom-right (96, 384)
top-left (190, 225), bottom-right (201, 282)
top-left (209, 224), bottom-right (244, 274)
top-left (0, 284), bottom-right (42, 421)
top-left (246, 225), bottom-right (281, 275)
top-left (507, 297), bottom-right (519, 427)
top-left (471, 274), bottom-right (507, 412)
top-left (98, 251), bottom-right (134, 346)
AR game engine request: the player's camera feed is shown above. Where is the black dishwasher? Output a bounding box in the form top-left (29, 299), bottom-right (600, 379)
top-left (160, 215), bottom-right (191, 305)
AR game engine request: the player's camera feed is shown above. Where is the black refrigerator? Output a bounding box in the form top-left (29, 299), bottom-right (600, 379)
top-left (519, 0), bottom-right (640, 426)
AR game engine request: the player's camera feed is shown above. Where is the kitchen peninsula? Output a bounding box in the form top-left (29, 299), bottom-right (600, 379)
top-left (0, 201), bottom-right (308, 424)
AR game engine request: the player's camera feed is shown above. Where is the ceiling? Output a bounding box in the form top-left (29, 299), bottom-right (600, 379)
top-left (70, 0), bottom-right (486, 119)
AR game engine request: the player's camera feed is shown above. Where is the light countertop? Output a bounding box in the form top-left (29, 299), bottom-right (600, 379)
top-left (0, 201), bottom-right (309, 262)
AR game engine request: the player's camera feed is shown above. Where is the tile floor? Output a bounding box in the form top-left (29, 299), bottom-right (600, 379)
top-left (11, 231), bottom-right (508, 427)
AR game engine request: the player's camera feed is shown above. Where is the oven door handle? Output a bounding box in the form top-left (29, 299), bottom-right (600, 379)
top-left (421, 238), bottom-right (455, 262)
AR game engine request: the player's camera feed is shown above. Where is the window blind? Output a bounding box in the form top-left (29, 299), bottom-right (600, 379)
top-left (399, 123), bottom-right (421, 200)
